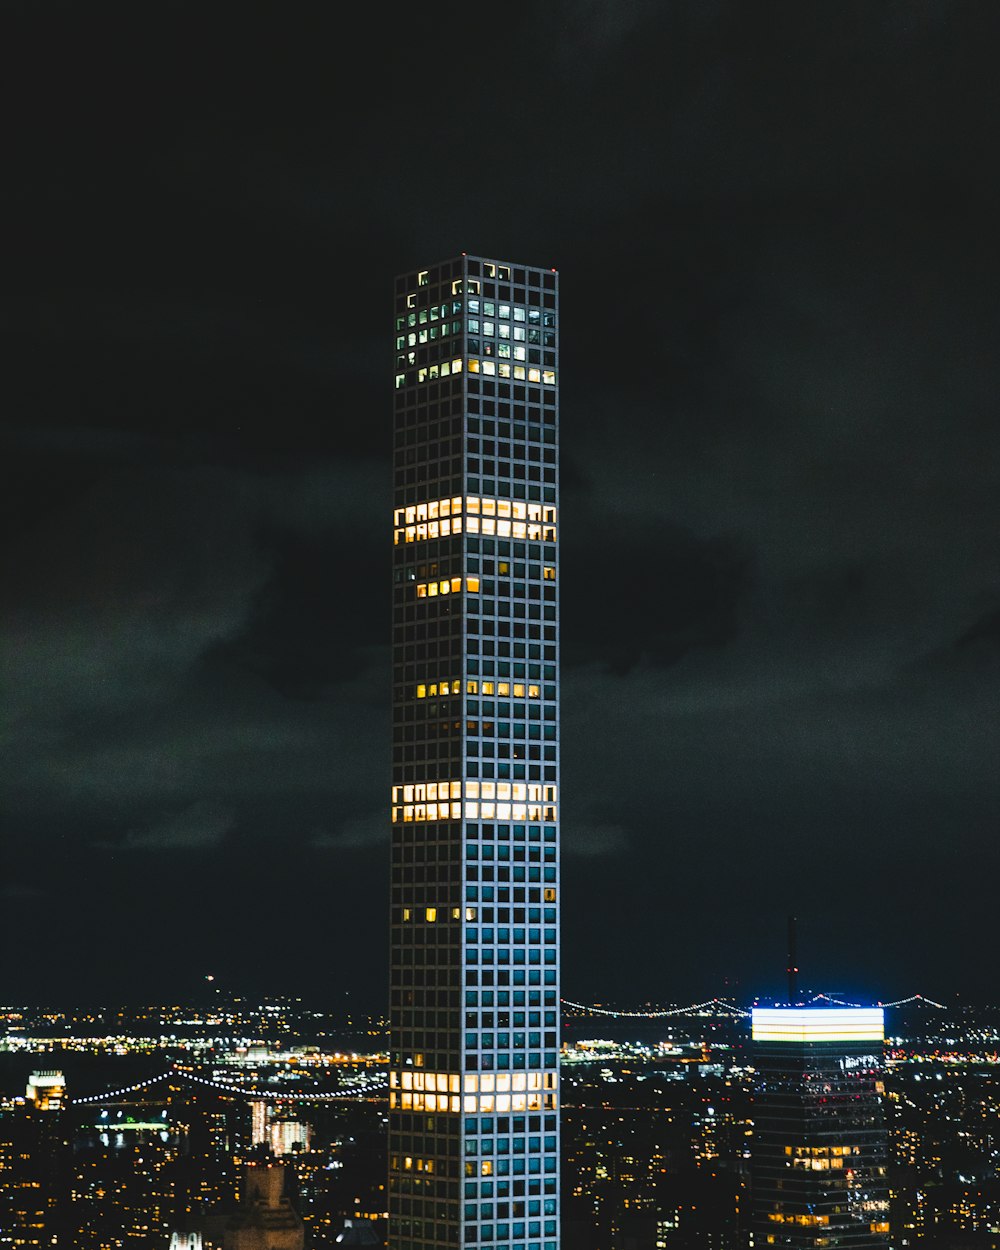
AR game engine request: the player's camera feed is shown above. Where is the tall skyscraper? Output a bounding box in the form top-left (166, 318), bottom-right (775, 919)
top-left (749, 1006), bottom-right (890, 1250)
top-left (389, 255), bottom-right (561, 1250)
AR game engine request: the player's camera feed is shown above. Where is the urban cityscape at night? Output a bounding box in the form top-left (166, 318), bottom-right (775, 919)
top-left (4, 2), bottom-right (999, 1248)
top-left (5, 995), bottom-right (1000, 1245)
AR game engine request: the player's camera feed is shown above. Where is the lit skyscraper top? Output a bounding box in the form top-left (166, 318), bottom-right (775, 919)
top-left (749, 1005), bottom-right (889, 1250)
top-left (388, 255), bottom-right (560, 1250)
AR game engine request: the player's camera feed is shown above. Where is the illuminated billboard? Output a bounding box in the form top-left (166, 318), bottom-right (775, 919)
top-left (751, 1006), bottom-right (885, 1043)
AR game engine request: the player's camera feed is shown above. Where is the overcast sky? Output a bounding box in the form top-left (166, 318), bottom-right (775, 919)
top-left (3, 1), bottom-right (999, 1009)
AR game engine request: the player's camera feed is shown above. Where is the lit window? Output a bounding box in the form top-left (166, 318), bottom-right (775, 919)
top-left (418, 270), bottom-right (429, 286)
top-left (425, 908), bottom-right (437, 922)
top-left (543, 566), bottom-right (556, 580)
top-left (406, 293), bottom-right (416, 308)
top-left (542, 370), bottom-right (556, 385)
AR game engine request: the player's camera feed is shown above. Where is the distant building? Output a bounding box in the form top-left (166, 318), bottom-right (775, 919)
top-left (335, 1217), bottom-right (383, 1245)
top-left (26, 1069), bottom-right (66, 1111)
top-left (749, 1006), bottom-right (890, 1249)
top-left (169, 1235), bottom-right (206, 1250)
top-left (0, 1072), bottom-right (70, 1245)
top-left (223, 1161), bottom-right (304, 1249)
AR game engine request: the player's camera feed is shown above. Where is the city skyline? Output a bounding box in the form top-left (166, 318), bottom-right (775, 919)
top-left (4, 4), bottom-right (1000, 1010)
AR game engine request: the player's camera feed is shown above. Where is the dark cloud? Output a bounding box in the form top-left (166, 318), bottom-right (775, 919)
top-left (118, 800), bottom-right (236, 852)
top-left (2, 0), bottom-right (999, 1004)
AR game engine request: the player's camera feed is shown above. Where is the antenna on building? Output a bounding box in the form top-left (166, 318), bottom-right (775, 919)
top-left (787, 915), bottom-right (799, 1004)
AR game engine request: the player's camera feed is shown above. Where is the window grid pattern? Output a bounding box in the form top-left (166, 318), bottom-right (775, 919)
top-left (390, 255), bottom-right (560, 1250)
top-left (750, 1040), bottom-right (889, 1250)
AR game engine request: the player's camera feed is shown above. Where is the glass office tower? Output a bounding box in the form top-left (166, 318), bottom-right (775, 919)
top-left (749, 1007), bottom-right (890, 1250)
top-left (389, 255), bottom-right (560, 1250)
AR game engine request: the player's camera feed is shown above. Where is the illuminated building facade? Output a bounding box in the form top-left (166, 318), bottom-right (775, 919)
top-left (389, 255), bottom-right (560, 1249)
top-left (0, 1073), bottom-right (70, 1246)
top-left (749, 1007), bottom-right (890, 1250)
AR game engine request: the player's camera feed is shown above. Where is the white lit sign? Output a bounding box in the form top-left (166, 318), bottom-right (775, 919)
top-left (751, 1007), bottom-right (884, 1043)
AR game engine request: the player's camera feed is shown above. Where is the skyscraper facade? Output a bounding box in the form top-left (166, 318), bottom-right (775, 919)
top-left (749, 1007), bottom-right (890, 1250)
top-left (389, 255), bottom-right (561, 1250)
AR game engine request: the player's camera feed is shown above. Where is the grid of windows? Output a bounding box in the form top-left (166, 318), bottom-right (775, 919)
top-left (750, 1025), bottom-right (889, 1250)
top-left (389, 255), bottom-right (559, 1250)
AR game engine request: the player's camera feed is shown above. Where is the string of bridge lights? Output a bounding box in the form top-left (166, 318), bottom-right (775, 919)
top-left (560, 997), bottom-right (750, 1020)
top-left (561, 992), bottom-right (948, 1020)
top-left (809, 992), bottom-right (948, 1010)
top-left (70, 1068), bottom-right (383, 1107)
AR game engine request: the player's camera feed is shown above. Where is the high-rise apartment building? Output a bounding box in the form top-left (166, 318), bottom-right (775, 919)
top-left (389, 255), bottom-right (561, 1249)
top-left (749, 1007), bottom-right (890, 1250)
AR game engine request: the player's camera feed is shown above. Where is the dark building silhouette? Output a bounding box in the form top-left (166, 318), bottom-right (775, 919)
top-left (223, 1162), bottom-right (304, 1249)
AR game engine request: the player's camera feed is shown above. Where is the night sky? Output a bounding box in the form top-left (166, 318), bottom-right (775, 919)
top-left (3, 2), bottom-right (999, 1010)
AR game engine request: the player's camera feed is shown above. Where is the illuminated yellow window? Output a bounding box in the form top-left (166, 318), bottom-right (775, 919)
top-left (467, 576), bottom-right (480, 593)
top-left (425, 908), bottom-right (437, 922)
top-left (402, 908), bottom-right (411, 921)
top-left (482, 681), bottom-right (495, 695)
top-left (544, 888), bottom-right (557, 902)
top-left (513, 683), bottom-right (525, 697)
top-left (544, 566), bottom-right (556, 580)
top-left (416, 684), bottom-right (426, 698)
top-left (543, 370), bottom-right (556, 385)
top-left (466, 680), bottom-right (478, 694)
top-left (528, 684), bottom-right (540, 698)
top-left (498, 682), bottom-right (510, 696)
top-left (466, 907), bottom-right (477, 920)
top-left (481, 1161), bottom-right (493, 1176)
